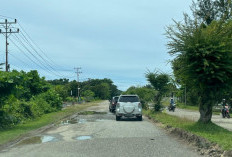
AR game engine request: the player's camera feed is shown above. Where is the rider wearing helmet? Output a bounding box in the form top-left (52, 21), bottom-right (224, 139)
top-left (170, 98), bottom-right (174, 106)
top-left (222, 99), bottom-right (227, 117)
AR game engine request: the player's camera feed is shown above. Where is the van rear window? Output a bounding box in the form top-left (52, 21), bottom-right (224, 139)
top-left (119, 96), bottom-right (139, 102)
top-left (114, 97), bottom-right (119, 101)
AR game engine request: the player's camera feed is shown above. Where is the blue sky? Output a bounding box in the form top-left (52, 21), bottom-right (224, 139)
top-left (0, 0), bottom-right (192, 90)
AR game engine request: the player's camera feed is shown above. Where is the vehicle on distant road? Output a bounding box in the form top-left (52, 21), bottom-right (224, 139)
top-left (115, 95), bottom-right (142, 121)
top-left (222, 105), bottom-right (230, 118)
top-left (168, 103), bottom-right (176, 112)
top-left (109, 96), bottom-right (119, 112)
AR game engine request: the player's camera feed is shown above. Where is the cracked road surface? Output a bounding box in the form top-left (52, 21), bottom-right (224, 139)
top-left (0, 101), bottom-right (202, 157)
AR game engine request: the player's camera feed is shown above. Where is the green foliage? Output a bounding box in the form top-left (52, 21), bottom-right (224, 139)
top-left (146, 71), bottom-right (170, 111)
top-left (38, 89), bottom-right (62, 110)
top-left (82, 90), bottom-right (95, 102)
top-left (47, 78), bottom-right (69, 85)
top-left (0, 70), bottom-right (49, 102)
top-left (0, 70), bottom-right (62, 129)
top-left (123, 86), bottom-right (157, 109)
top-left (166, 11), bottom-right (232, 122)
top-left (93, 83), bottom-right (110, 99)
top-left (79, 78), bottom-right (121, 100)
top-left (52, 85), bottom-right (68, 101)
top-left (192, 0), bottom-right (232, 25)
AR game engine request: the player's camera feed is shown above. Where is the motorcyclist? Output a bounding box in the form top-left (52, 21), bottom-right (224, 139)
top-left (170, 98), bottom-right (174, 104)
top-left (170, 98), bottom-right (175, 107)
top-left (222, 99), bottom-right (227, 118)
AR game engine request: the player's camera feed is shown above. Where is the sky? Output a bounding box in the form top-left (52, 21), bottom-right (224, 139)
top-left (0, 0), bottom-right (192, 91)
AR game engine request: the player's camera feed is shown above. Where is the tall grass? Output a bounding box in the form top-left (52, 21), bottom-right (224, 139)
top-left (144, 110), bottom-right (232, 150)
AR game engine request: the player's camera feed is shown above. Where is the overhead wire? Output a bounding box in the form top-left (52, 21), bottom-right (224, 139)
top-left (16, 32), bottom-right (68, 77)
top-left (0, 15), bottom-right (73, 78)
top-left (0, 15), bottom-right (78, 80)
top-left (17, 22), bottom-right (72, 72)
top-left (8, 36), bottom-right (51, 74)
top-left (17, 23), bottom-right (75, 77)
top-left (11, 34), bottom-right (66, 77)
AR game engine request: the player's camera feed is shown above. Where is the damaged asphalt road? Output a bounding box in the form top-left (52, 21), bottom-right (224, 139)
top-left (0, 101), bottom-right (202, 157)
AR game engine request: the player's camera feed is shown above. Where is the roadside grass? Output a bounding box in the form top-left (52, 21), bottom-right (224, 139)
top-left (176, 103), bottom-right (199, 111)
top-left (161, 98), bottom-right (199, 111)
top-left (0, 101), bottom-right (99, 146)
top-left (143, 110), bottom-right (232, 150)
top-left (166, 101), bottom-right (221, 115)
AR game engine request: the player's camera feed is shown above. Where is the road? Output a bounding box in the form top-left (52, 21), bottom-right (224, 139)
top-left (0, 101), bottom-right (202, 157)
top-left (166, 108), bottom-right (232, 131)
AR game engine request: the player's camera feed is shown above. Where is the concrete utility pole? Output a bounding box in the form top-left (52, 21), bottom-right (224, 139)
top-left (74, 67), bottom-right (82, 102)
top-left (0, 19), bottom-right (19, 72)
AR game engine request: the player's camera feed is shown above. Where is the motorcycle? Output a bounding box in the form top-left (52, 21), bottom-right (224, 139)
top-left (222, 105), bottom-right (230, 118)
top-left (168, 103), bottom-right (176, 112)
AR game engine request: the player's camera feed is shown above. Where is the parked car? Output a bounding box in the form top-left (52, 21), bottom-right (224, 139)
top-left (115, 95), bottom-right (142, 121)
top-left (109, 96), bottom-right (119, 112)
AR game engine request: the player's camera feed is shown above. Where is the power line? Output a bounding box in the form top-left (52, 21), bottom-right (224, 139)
top-left (0, 16), bottom-right (75, 79)
top-left (16, 33), bottom-right (67, 77)
top-left (8, 36), bottom-right (51, 73)
top-left (0, 15), bottom-right (15, 20)
top-left (11, 34), bottom-right (66, 77)
top-left (17, 22), bottom-right (71, 72)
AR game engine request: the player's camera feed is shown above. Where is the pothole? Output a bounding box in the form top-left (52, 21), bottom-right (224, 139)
top-left (16, 135), bottom-right (58, 146)
top-left (41, 135), bottom-right (58, 143)
top-left (95, 119), bottom-right (109, 122)
top-left (78, 119), bottom-right (87, 123)
top-left (60, 119), bottom-right (78, 125)
top-left (16, 136), bottom-right (41, 146)
top-left (78, 111), bottom-right (107, 115)
top-left (76, 136), bottom-right (92, 140)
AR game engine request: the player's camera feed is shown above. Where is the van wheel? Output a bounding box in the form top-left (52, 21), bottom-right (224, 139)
top-left (116, 115), bottom-right (120, 121)
top-left (137, 116), bottom-right (142, 121)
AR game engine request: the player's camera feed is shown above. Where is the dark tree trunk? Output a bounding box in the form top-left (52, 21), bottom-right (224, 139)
top-left (198, 94), bottom-right (213, 123)
top-left (154, 92), bottom-right (162, 111)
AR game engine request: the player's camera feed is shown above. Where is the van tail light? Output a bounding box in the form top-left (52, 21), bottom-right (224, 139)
top-left (138, 103), bottom-right (142, 108)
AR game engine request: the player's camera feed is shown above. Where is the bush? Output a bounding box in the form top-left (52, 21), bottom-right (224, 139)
top-left (37, 89), bottom-right (62, 110)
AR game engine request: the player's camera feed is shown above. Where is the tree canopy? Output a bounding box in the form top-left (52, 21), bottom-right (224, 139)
top-left (166, 1), bottom-right (232, 122)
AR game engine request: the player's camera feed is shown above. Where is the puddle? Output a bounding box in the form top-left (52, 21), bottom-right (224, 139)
top-left (41, 135), bottom-right (58, 143)
top-left (60, 120), bottom-right (69, 125)
top-left (76, 136), bottom-right (92, 140)
top-left (16, 135), bottom-right (58, 146)
top-left (16, 136), bottom-right (41, 146)
top-left (60, 119), bottom-right (78, 125)
top-left (68, 119), bottom-right (78, 124)
top-left (78, 119), bottom-right (87, 123)
top-left (95, 119), bottom-right (109, 122)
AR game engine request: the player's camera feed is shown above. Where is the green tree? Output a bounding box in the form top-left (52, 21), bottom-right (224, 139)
top-left (82, 90), bottom-right (95, 101)
top-left (166, 17), bottom-right (232, 123)
top-left (192, 0), bottom-right (232, 25)
top-left (146, 71), bottom-right (169, 111)
top-left (124, 86), bottom-right (157, 109)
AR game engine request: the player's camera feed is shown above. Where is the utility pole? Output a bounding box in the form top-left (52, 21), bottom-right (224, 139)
top-left (0, 19), bottom-right (19, 72)
top-left (74, 67), bottom-right (82, 102)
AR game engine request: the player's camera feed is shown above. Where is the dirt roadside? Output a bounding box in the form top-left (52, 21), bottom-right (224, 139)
top-left (0, 101), bottom-right (102, 151)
